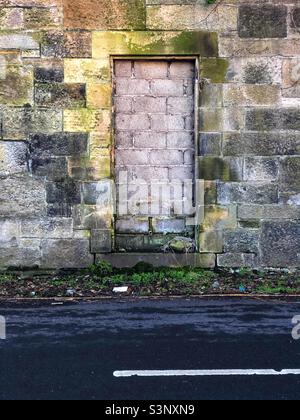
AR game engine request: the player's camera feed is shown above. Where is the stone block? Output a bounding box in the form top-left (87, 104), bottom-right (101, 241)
top-left (31, 157), bottom-right (68, 181)
top-left (64, 109), bottom-right (110, 132)
top-left (279, 157), bottom-right (300, 195)
top-left (21, 218), bottom-right (73, 239)
top-left (116, 217), bottom-right (149, 234)
top-left (46, 179), bottom-right (81, 205)
top-left (116, 78), bottom-right (150, 95)
top-left (0, 141), bottom-right (28, 177)
top-left (217, 253), bottom-right (258, 269)
top-left (91, 229), bottom-right (112, 253)
top-left (261, 221), bottom-right (300, 267)
top-left (200, 230), bottom-right (223, 253)
top-left (29, 133), bottom-right (88, 157)
top-left (0, 34), bottom-right (39, 50)
top-left (246, 109), bottom-right (300, 131)
top-left (244, 158), bottom-right (279, 182)
top-left (223, 133), bottom-right (300, 157)
top-left (223, 85), bottom-right (281, 107)
top-left (24, 7), bottom-right (62, 29)
top-left (200, 133), bottom-right (222, 156)
top-left (0, 239), bottom-right (41, 269)
top-left (64, 58), bottom-right (110, 83)
top-left (199, 157), bottom-right (243, 182)
top-left (73, 205), bottom-right (112, 230)
top-left (63, 31), bottom-right (92, 58)
top-left (35, 83), bottom-right (86, 108)
top-left (238, 205), bottom-right (300, 221)
top-left (0, 64), bottom-right (33, 106)
top-left (239, 5), bottom-right (287, 38)
top-left (224, 229), bottom-right (259, 254)
top-left (0, 175), bottom-right (46, 218)
top-left (41, 31), bottom-right (64, 58)
top-left (218, 182), bottom-right (278, 205)
top-left (41, 239), bottom-right (94, 268)
top-left (82, 180), bottom-right (114, 206)
top-left (64, 0), bottom-right (146, 30)
top-left (34, 66), bottom-right (64, 83)
top-left (2, 108), bottom-right (63, 139)
top-left (116, 150), bottom-right (149, 166)
top-left (86, 83), bottom-right (112, 108)
top-left (134, 132), bottom-right (167, 149)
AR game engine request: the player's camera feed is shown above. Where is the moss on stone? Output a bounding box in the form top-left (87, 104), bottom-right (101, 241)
top-left (201, 58), bottom-right (229, 83)
top-left (199, 157), bottom-right (241, 182)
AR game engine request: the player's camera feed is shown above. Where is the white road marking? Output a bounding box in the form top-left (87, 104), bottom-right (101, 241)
top-left (114, 369), bottom-right (300, 378)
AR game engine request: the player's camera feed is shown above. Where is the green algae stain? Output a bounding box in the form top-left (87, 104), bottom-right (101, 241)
top-left (201, 58), bottom-right (229, 83)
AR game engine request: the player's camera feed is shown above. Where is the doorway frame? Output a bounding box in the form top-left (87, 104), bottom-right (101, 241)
top-left (111, 56), bottom-right (201, 252)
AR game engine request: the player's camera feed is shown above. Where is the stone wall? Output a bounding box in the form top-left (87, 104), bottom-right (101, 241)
top-left (0, 0), bottom-right (300, 269)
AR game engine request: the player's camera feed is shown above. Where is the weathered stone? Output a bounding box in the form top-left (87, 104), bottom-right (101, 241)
top-left (218, 183), bottom-right (278, 205)
top-left (223, 85), bottom-right (281, 107)
top-left (2, 108), bottom-right (63, 139)
top-left (0, 34), bottom-right (39, 50)
top-left (73, 205), bottom-right (112, 230)
top-left (82, 180), bottom-right (114, 206)
top-left (201, 205), bottom-right (237, 231)
top-left (34, 66), bottom-right (64, 83)
top-left (90, 229), bottom-right (112, 253)
top-left (41, 31), bottom-right (64, 58)
top-left (224, 229), bottom-right (259, 254)
top-left (217, 253), bottom-right (258, 269)
top-left (200, 133), bottom-right (222, 156)
top-left (64, 0), bottom-right (146, 30)
top-left (239, 5), bottom-right (287, 39)
top-left (31, 157), bottom-right (68, 180)
top-left (0, 175), bottom-right (46, 218)
top-left (35, 83), bottom-right (86, 108)
top-left (153, 218), bottom-right (187, 234)
top-left (238, 205), bottom-right (300, 221)
top-left (21, 218), bottom-right (73, 239)
top-left (246, 109), bottom-right (300, 131)
top-left (279, 157), bottom-right (300, 195)
top-left (200, 230), bottom-right (223, 253)
top-left (260, 221), bottom-right (300, 267)
top-left (200, 58), bottom-right (229, 84)
top-left (223, 133), bottom-right (300, 157)
top-left (46, 179), bottom-right (81, 205)
top-left (64, 31), bottom-right (92, 58)
top-left (116, 217), bottom-right (149, 234)
top-left (95, 253), bottom-right (216, 269)
top-left (24, 7), bottom-right (62, 29)
top-left (64, 109), bottom-right (110, 132)
top-left (244, 158), bottom-right (279, 182)
top-left (41, 239), bottom-right (94, 268)
top-left (0, 141), bottom-right (28, 177)
top-left (64, 58), bottom-right (110, 83)
top-left (0, 239), bottom-right (41, 269)
top-left (0, 64), bottom-right (33, 106)
top-left (199, 157), bottom-right (243, 182)
top-left (29, 133), bottom-right (88, 157)
top-left (147, 4), bottom-right (238, 32)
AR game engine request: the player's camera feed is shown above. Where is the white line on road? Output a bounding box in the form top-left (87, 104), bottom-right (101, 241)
top-left (114, 369), bottom-right (300, 378)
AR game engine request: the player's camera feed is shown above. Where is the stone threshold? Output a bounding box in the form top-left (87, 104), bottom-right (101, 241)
top-left (96, 253), bottom-right (216, 268)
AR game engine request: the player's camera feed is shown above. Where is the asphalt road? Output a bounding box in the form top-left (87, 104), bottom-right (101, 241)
top-left (0, 297), bottom-right (300, 400)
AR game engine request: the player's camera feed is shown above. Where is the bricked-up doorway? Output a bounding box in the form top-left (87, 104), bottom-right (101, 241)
top-left (113, 59), bottom-right (197, 253)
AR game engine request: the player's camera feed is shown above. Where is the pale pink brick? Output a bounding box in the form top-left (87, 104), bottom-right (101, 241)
top-left (115, 61), bottom-right (132, 77)
top-left (129, 166), bottom-right (169, 181)
top-left (116, 150), bottom-right (149, 166)
top-left (168, 97), bottom-right (194, 114)
top-left (169, 166), bottom-right (194, 180)
top-left (134, 132), bottom-right (167, 149)
top-left (184, 116), bottom-right (194, 130)
top-left (116, 78), bottom-right (150, 95)
top-left (116, 132), bottom-right (133, 148)
top-left (150, 150), bottom-right (183, 165)
top-left (170, 61), bottom-right (195, 79)
top-left (151, 79), bottom-right (184, 97)
top-left (134, 61), bottom-right (168, 79)
top-left (115, 97), bottom-right (132, 113)
top-left (116, 114), bottom-right (150, 131)
top-left (184, 150), bottom-right (195, 164)
top-left (151, 115), bottom-right (185, 131)
top-left (167, 132), bottom-right (194, 149)
top-left (133, 96), bottom-right (167, 113)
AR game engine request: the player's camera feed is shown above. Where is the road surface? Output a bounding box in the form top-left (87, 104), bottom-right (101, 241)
top-left (0, 297), bottom-right (300, 400)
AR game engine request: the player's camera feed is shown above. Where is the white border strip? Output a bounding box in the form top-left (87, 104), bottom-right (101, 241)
top-left (114, 369), bottom-right (300, 378)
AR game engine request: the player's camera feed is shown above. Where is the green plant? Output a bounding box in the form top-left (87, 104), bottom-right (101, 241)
top-left (206, 0), bottom-right (217, 4)
top-left (89, 261), bottom-right (113, 277)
